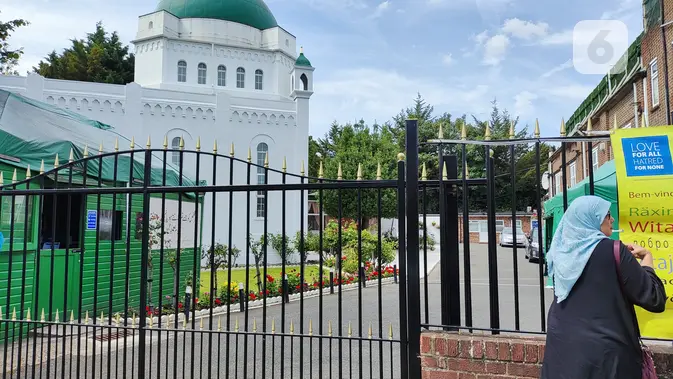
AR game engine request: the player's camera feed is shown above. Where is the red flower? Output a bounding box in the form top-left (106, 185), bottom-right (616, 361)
top-left (178, 302), bottom-right (184, 309)
top-left (266, 275), bottom-right (274, 282)
top-left (249, 293), bottom-right (257, 301)
top-left (145, 306), bottom-right (150, 312)
top-left (215, 298), bottom-right (222, 305)
top-left (295, 285), bottom-right (301, 290)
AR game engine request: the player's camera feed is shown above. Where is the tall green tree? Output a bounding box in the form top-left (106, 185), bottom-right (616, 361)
top-left (0, 12), bottom-right (29, 75)
top-left (33, 22), bottom-right (134, 84)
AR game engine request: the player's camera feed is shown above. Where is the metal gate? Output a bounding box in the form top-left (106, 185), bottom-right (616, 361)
top-left (0, 123), bottom-right (443, 379)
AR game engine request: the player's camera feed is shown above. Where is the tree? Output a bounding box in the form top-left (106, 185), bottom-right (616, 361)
top-left (0, 12), bottom-right (29, 75)
top-left (313, 120), bottom-right (399, 226)
top-left (201, 243), bottom-right (241, 294)
top-left (33, 22), bottom-right (134, 84)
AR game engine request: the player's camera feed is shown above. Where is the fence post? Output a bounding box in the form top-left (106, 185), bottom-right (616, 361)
top-left (405, 119), bottom-right (421, 379)
top-left (396, 151), bottom-right (408, 379)
top-left (137, 148), bottom-right (153, 379)
top-left (485, 146), bottom-right (500, 334)
top-left (442, 155), bottom-right (461, 329)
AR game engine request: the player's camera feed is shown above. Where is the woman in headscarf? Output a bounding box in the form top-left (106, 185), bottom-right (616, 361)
top-left (541, 195), bottom-right (667, 379)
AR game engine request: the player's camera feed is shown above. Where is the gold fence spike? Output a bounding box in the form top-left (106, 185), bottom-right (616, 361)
top-left (11, 307), bottom-right (16, 321)
top-left (328, 320), bottom-right (332, 336)
top-left (0, 172), bottom-right (3, 185)
top-left (560, 118), bottom-right (566, 136)
top-left (318, 161), bottom-right (324, 179)
top-left (100, 311), bottom-right (104, 324)
top-left (84, 310), bottom-right (88, 324)
top-left (71, 310), bottom-right (75, 324)
top-left (115, 312), bottom-right (120, 326)
top-left (218, 316), bottom-right (222, 331)
top-left (130, 136), bottom-right (135, 150)
top-left (0, 306), bottom-right (3, 320)
top-left (146, 136), bottom-right (151, 149)
top-left (12, 169), bottom-right (17, 184)
top-left (587, 117), bottom-right (593, 132)
top-left (376, 162), bottom-right (382, 180)
top-left (282, 157), bottom-right (287, 173)
top-left (461, 122), bottom-right (467, 140)
top-left (509, 121), bottom-right (515, 139)
top-left (442, 162), bottom-right (448, 180)
top-left (264, 152), bottom-right (269, 168)
top-left (69, 148), bottom-right (74, 163)
top-left (421, 163), bottom-right (427, 181)
top-left (356, 163), bottom-right (363, 180)
top-left (337, 163), bottom-right (343, 180)
top-left (83, 144), bottom-right (89, 157)
top-left (309, 319), bottom-right (313, 335)
top-left (26, 309), bottom-right (31, 321)
top-left (179, 136), bottom-right (185, 150)
top-left (163, 135), bottom-right (169, 149)
top-left (641, 113), bottom-right (646, 128)
top-left (438, 123), bottom-right (444, 139)
top-left (199, 317), bottom-right (203, 330)
top-left (149, 316), bottom-right (154, 328)
top-left (39, 160), bottom-right (45, 174)
top-left (235, 317), bottom-right (239, 332)
top-left (389, 323), bottom-right (393, 339)
top-left (253, 317), bottom-right (257, 332)
top-left (247, 147), bottom-right (252, 162)
top-left (213, 140), bottom-right (219, 154)
top-left (53, 154), bottom-right (59, 169)
top-left (25, 165), bottom-right (31, 179)
top-left (98, 142), bottom-right (104, 154)
top-left (300, 160), bottom-right (305, 176)
top-left (397, 153), bottom-right (405, 162)
top-left (484, 122), bottom-right (492, 140)
top-left (368, 322), bottom-right (373, 339)
top-left (54, 309), bottom-right (59, 323)
top-left (132, 313), bottom-right (136, 328)
top-left (613, 114), bottom-right (618, 130)
top-left (114, 138), bottom-right (119, 151)
top-left (228, 141), bottom-right (234, 157)
top-left (195, 136), bottom-right (201, 152)
top-left (534, 119), bottom-right (541, 138)
top-left (182, 316), bottom-right (186, 330)
top-left (290, 319), bottom-right (295, 334)
top-left (348, 321), bottom-right (352, 337)
top-left (272, 318), bottom-right (276, 334)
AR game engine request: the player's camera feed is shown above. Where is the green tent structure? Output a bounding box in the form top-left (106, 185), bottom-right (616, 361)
top-left (0, 89), bottom-right (204, 342)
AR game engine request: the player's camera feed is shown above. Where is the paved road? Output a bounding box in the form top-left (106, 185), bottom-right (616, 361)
top-left (1, 244), bottom-right (553, 379)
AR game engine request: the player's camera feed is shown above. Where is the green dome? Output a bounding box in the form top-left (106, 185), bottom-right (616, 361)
top-left (295, 51), bottom-right (312, 67)
top-left (155, 0), bottom-right (278, 30)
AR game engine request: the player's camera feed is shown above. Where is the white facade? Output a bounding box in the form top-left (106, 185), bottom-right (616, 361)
top-left (0, 9), bottom-right (314, 265)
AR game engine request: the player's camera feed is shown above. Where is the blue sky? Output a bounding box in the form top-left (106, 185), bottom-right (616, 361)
top-left (4, 0), bottom-right (644, 138)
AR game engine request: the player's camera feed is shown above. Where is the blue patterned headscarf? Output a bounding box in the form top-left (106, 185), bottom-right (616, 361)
top-left (547, 195), bottom-right (611, 303)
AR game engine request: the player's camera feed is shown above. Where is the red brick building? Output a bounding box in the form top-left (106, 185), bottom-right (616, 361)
top-left (549, 0), bottom-right (672, 196)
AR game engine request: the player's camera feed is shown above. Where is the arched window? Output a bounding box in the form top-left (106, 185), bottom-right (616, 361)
top-left (217, 65), bottom-right (226, 86)
top-left (236, 67), bottom-right (245, 88)
top-left (197, 63), bottom-right (207, 84)
top-left (255, 69), bottom-right (263, 90)
top-left (177, 61), bottom-right (187, 82)
top-left (256, 142), bottom-right (268, 217)
top-left (171, 137), bottom-right (181, 165)
top-left (300, 74), bottom-right (308, 91)
top-left (148, 21), bottom-right (154, 29)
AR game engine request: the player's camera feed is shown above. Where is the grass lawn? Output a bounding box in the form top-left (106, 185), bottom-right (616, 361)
top-left (199, 265), bottom-right (324, 295)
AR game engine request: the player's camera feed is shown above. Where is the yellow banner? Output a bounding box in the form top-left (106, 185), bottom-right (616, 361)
top-left (611, 125), bottom-right (673, 339)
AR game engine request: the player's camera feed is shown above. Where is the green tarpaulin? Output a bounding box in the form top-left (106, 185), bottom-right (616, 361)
top-left (543, 160), bottom-right (619, 240)
top-left (0, 89), bottom-right (200, 196)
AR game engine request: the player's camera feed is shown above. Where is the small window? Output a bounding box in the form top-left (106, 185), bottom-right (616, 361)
top-left (148, 21), bottom-right (154, 29)
top-left (300, 73), bottom-right (308, 91)
top-left (171, 137), bottom-right (181, 166)
top-left (256, 142), bottom-right (269, 218)
top-left (255, 69), bottom-right (263, 90)
top-left (99, 210), bottom-right (123, 241)
top-left (592, 146), bottom-right (600, 171)
top-left (569, 162), bottom-right (577, 186)
top-left (554, 172), bottom-right (561, 195)
top-left (468, 221), bottom-right (480, 233)
top-left (651, 59), bottom-right (660, 107)
top-left (0, 195), bottom-right (35, 247)
top-left (217, 65), bottom-right (226, 86)
top-left (237, 67), bottom-right (245, 88)
top-left (197, 63), bottom-right (207, 85)
top-left (495, 220), bottom-right (505, 233)
top-left (177, 61), bottom-right (187, 82)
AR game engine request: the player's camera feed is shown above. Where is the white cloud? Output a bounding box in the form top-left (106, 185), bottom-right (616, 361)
top-left (514, 90), bottom-right (537, 116)
top-left (370, 1), bottom-right (391, 19)
top-left (540, 59), bottom-right (573, 78)
top-left (482, 34), bottom-right (510, 66)
top-left (502, 18), bottom-right (549, 40)
top-left (441, 53), bottom-right (454, 66)
top-left (544, 84), bottom-right (597, 100)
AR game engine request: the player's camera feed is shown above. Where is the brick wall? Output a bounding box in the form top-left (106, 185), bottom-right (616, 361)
top-left (641, 0), bottom-right (673, 127)
top-left (457, 215), bottom-right (534, 244)
top-left (420, 331), bottom-right (673, 379)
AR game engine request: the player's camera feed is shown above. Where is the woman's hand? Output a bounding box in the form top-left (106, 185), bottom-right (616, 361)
top-left (627, 244), bottom-right (650, 259)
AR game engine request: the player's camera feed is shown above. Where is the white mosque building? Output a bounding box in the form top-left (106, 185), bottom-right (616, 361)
top-left (0, 0), bottom-right (314, 265)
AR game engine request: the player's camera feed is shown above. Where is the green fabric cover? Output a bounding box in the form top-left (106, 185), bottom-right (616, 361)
top-left (0, 90), bottom-right (200, 197)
